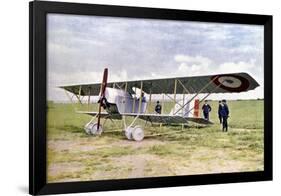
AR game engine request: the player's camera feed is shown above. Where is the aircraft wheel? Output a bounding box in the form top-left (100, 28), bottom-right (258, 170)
top-left (84, 122), bottom-right (103, 135)
top-left (132, 126), bottom-right (144, 142)
top-left (84, 122), bottom-right (93, 135)
top-left (125, 126), bottom-right (134, 140)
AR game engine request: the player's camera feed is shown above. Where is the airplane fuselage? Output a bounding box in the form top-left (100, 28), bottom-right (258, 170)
top-left (103, 87), bottom-right (147, 115)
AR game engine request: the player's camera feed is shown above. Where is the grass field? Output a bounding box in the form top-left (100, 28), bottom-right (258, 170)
top-left (47, 99), bottom-right (264, 183)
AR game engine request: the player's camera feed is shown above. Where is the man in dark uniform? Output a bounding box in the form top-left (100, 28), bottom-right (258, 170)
top-left (202, 100), bottom-right (212, 120)
top-left (218, 100), bottom-right (223, 124)
top-left (141, 92), bottom-right (146, 102)
top-left (221, 99), bottom-right (229, 132)
top-left (155, 101), bottom-right (162, 114)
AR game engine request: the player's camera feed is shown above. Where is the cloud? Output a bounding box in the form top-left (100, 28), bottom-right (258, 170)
top-left (178, 62), bottom-right (209, 75)
top-left (173, 54), bottom-right (211, 76)
top-left (218, 61), bottom-right (254, 74)
top-left (174, 54), bottom-right (212, 66)
top-left (173, 54), bottom-right (261, 79)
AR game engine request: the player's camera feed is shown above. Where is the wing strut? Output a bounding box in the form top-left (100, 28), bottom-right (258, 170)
top-left (173, 76), bottom-right (219, 115)
top-left (181, 78), bottom-right (228, 115)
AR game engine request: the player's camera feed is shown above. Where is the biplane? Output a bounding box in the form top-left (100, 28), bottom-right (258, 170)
top-left (60, 68), bottom-right (259, 141)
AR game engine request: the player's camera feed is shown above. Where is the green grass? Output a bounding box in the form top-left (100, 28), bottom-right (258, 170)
top-left (47, 99), bottom-right (264, 183)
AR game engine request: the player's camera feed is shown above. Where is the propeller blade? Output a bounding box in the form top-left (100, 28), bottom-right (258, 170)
top-left (100, 68), bottom-right (108, 96)
top-left (97, 68), bottom-right (108, 130)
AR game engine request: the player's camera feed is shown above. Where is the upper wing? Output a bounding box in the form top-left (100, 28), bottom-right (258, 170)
top-left (60, 72), bottom-right (259, 96)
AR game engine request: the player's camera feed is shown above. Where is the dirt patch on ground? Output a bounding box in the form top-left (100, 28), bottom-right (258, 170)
top-left (111, 154), bottom-right (159, 178)
top-left (48, 162), bottom-right (84, 177)
top-left (112, 139), bottom-right (165, 149)
top-left (48, 139), bottom-right (114, 153)
top-left (171, 148), bottom-right (261, 175)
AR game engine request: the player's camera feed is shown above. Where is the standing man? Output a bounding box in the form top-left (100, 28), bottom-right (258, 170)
top-left (155, 101), bottom-right (162, 114)
top-left (202, 100), bottom-right (212, 120)
top-left (218, 100), bottom-right (223, 124)
top-left (141, 92), bottom-right (146, 102)
top-left (221, 99), bottom-right (229, 132)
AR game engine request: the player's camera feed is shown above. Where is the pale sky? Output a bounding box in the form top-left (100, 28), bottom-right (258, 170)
top-left (47, 13), bottom-right (264, 102)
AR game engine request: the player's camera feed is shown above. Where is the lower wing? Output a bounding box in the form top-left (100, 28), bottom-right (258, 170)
top-left (78, 111), bottom-right (212, 125)
top-left (122, 113), bottom-right (213, 125)
top-left (76, 111), bottom-right (122, 120)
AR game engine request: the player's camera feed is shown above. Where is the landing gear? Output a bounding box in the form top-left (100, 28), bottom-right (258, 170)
top-left (84, 122), bottom-right (103, 135)
top-left (84, 114), bottom-right (145, 141)
top-left (124, 125), bottom-right (144, 141)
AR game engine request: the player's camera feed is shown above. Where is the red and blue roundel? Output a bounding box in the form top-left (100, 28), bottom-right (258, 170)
top-left (212, 74), bottom-right (250, 92)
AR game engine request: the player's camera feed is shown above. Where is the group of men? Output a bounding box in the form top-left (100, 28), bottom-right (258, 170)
top-left (202, 100), bottom-right (229, 132)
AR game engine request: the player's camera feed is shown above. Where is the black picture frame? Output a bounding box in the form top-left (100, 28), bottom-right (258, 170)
top-left (29, 1), bottom-right (273, 195)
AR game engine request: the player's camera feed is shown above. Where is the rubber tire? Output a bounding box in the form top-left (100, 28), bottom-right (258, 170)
top-left (85, 122), bottom-right (103, 135)
top-left (132, 126), bottom-right (144, 141)
top-left (84, 122), bottom-right (94, 135)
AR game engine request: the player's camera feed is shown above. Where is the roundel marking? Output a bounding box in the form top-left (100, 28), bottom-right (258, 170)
top-left (212, 74), bottom-right (250, 92)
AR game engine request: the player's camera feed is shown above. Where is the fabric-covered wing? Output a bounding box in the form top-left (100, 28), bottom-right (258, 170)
top-left (77, 111), bottom-right (211, 125)
top-left (60, 72), bottom-right (259, 95)
top-left (122, 113), bottom-right (213, 125)
top-left (185, 117), bottom-right (213, 124)
top-left (76, 111), bottom-right (122, 120)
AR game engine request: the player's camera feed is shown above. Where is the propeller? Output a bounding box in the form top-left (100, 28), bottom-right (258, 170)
top-left (97, 68), bottom-right (108, 130)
